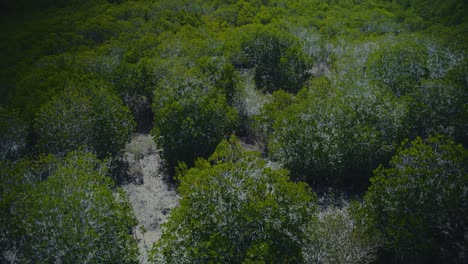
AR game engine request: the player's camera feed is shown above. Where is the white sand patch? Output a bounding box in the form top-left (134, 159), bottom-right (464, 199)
top-left (122, 134), bottom-right (180, 263)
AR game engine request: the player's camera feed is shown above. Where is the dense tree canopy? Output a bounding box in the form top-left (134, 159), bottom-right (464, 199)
top-left (237, 26), bottom-right (313, 93)
top-left (0, 0), bottom-right (467, 262)
top-left (34, 85), bottom-right (135, 159)
top-left (368, 41), bottom-right (429, 97)
top-left (152, 75), bottom-right (239, 171)
top-left (364, 135), bottom-right (467, 263)
top-left (0, 151), bottom-right (138, 263)
top-left (267, 80), bottom-right (408, 189)
top-left (0, 108), bottom-right (28, 161)
top-left (151, 136), bottom-right (316, 263)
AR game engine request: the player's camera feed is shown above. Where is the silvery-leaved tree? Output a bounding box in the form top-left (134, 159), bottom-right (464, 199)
top-left (150, 136), bottom-right (316, 263)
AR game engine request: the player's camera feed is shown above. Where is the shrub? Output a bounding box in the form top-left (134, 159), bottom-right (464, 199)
top-left (152, 77), bottom-right (239, 171)
top-left (239, 26), bottom-right (313, 93)
top-left (0, 151), bottom-right (139, 263)
top-left (0, 108), bottom-right (28, 160)
top-left (34, 85), bottom-right (135, 159)
top-left (364, 135), bottom-right (467, 263)
top-left (268, 82), bottom-right (408, 188)
top-left (150, 136), bottom-right (316, 263)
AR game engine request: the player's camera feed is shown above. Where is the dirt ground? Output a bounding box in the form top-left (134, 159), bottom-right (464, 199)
top-left (122, 134), bottom-right (180, 263)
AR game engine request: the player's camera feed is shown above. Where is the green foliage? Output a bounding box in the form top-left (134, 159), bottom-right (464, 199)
top-left (152, 77), bottom-right (239, 171)
top-left (304, 202), bottom-right (381, 263)
top-left (238, 26), bottom-right (313, 93)
top-left (268, 81), bottom-right (408, 188)
top-left (409, 79), bottom-right (467, 138)
top-left (0, 108), bottom-right (28, 160)
top-left (211, 4), bottom-right (239, 25)
top-left (368, 40), bottom-right (429, 96)
top-left (9, 54), bottom-right (81, 118)
top-left (365, 39), bottom-right (467, 141)
top-left (150, 136), bottom-right (316, 263)
top-left (0, 151), bottom-right (138, 263)
top-left (260, 89), bottom-right (297, 128)
top-left (352, 8), bottom-right (399, 34)
top-left (190, 56), bottom-right (239, 105)
top-left (251, 89), bottom-right (296, 151)
top-left (34, 85), bottom-right (135, 159)
top-left (391, 0), bottom-right (467, 25)
top-left (150, 6), bottom-right (202, 33)
top-left (78, 14), bottom-right (121, 44)
top-left (1, 1), bottom-right (467, 262)
top-left (364, 135), bottom-right (467, 262)
top-left (112, 57), bottom-right (159, 131)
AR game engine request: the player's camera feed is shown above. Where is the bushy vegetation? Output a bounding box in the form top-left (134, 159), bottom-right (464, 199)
top-left (364, 135), bottom-right (467, 263)
top-left (151, 136), bottom-right (316, 263)
top-left (0, 108), bottom-right (28, 161)
top-left (151, 74), bottom-right (239, 171)
top-left (267, 79), bottom-right (408, 189)
top-left (304, 202), bottom-right (381, 263)
top-left (1, 0), bottom-right (467, 262)
top-left (0, 151), bottom-right (138, 263)
top-left (34, 85), bottom-right (135, 159)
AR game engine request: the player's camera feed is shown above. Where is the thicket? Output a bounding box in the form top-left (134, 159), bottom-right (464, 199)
top-left (151, 66), bottom-right (239, 171)
top-left (151, 136), bottom-right (316, 263)
top-left (0, 151), bottom-right (138, 263)
top-left (34, 84), bottom-right (135, 159)
top-left (364, 136), bottom-right (467, 263)
top-left (1, 0), bottom-right (467, 262)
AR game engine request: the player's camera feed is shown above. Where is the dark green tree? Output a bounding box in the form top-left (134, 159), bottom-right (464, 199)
top-left (364, 135), bottom-right (467, 263)
top-left (409, 79), bottom-right (467, 139)
top-left (34, 85), bottom-right (135, 159)
top-left (152, 77), bottom-right (239, 171)
top-left (239, 27), bottom-right (313, 93)
top-left (0, 108), bottom-right (28, 161)
top-left (0, 151), bottom-right (139, 263)
top-left (268, 80), bottom-right (408, 188)
top-left (112, 57), bottom-right (159, 132)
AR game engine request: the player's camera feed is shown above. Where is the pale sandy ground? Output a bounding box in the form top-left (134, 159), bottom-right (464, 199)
top-left (123, 134), bottom-right (180, 263)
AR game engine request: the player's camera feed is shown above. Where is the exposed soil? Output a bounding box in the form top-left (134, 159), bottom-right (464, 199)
top-left (122, 134), bottom-right (180, 263)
